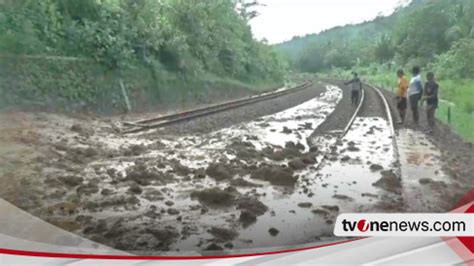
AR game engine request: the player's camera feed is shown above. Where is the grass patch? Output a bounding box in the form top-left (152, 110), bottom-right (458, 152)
top-left (437, 101), bottom-right (474, 143)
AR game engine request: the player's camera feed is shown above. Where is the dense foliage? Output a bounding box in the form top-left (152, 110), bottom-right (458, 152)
top-left (0, 0), bottom-right (287, 104)
top-left (277, 0), bottom-right (474, 142)
top-left (278, 0), bottom-right (474, 78)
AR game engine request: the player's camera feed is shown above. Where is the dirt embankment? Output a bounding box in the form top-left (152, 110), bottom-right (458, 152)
top-left (378, 88), bottom-right (474, 208)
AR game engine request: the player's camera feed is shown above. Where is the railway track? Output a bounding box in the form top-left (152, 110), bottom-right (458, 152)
top-left (310, 79), bottom-right (399, 172)
top-left (122, 77), bottom-right (398, 162)
top-left (320, 78), bottom-right (396, 140)
top-left (341, 84), bottom-right (365, 137)
top-left (122, 81), bottom-right (313, 134)
top-left (365, 83), bottom-right (400, 164)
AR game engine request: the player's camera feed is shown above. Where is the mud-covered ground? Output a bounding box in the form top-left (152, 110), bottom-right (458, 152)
top-left (379, 88), bottom-right (474, 211)
top-left (0, 84), bottom-right (345, 254)
top-left (0, 80), bottom-right (472, 255)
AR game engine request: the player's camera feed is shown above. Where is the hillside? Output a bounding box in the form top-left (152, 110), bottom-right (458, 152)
top-left (276, 0), bottom-right (474, 141)
top-left (276, 0), bottom-right (473, 75)
top-left (278, 14), bottom-right (397, 61)
top-left (0, 0), bottom-right (288, 113)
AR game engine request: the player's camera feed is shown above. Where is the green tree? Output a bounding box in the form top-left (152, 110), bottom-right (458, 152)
top-left (0, 0), bottom-right (287, 84)
top-left (374, 34), bottom-right (395, 63)
top-left (433, 38), bottom-right (474, 79)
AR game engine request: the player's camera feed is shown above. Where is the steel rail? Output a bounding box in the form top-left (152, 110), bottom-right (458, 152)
top-left (122, 81), bottom-right (313, 134)
top-left (311, 79), bottom-right (398, 174)
top-left (366, 83), bottom-right (400, 165)
top-left (341, 87), bottom-right (365, 138)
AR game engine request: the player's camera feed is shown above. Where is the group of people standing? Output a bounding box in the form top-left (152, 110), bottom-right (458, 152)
top-left (345, 67), bottom-right (439, 134)
top-left (396, 66), bottom-right (439, 133)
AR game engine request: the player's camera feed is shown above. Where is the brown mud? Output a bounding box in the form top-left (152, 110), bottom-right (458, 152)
top-left (0, 81), bottom-right (471, 254)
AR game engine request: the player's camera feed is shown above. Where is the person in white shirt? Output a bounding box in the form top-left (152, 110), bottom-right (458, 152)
top-left (408, 66), bottom-right (423, 126)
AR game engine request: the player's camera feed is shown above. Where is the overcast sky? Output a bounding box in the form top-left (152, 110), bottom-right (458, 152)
top-left (250, 0), bottom-right (409, 44)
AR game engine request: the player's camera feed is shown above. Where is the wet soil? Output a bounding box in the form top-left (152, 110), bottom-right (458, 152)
top-left (378, 87), bottom-right (474, 210)
top-left (1, 79), bottom-right (471, 255)
top-left (358, 85), bottom-right (387, 118)
top-left (0, 84), bottom-right (345, 254)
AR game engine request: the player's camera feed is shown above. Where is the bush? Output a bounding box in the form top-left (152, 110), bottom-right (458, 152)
top-left (0, 0), bottom-right (288, 111)
top-left (433, 38), bottom-right (474, 79)
top-left (464, 102), bottom-right (474, 114)
top-left (0, 0), bottom-right (287, 83)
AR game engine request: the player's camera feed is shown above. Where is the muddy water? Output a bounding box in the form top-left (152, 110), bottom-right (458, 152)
top-left (126, 86), bottom-right (343, 251)
top-left (153, 85), bottom-right (343, 152)
top-left (310, 117), bottom-right (402, 210)
top-left (12, 85), bottom-right (416, 254)
top-left (90, 115), bottom-right (402, 253)
top-left (3, 80), bottom-right (470, 256)
top-left (25, 86), bottom-right (347, 252)
top-left (213, 116), bottom-right (402, 251)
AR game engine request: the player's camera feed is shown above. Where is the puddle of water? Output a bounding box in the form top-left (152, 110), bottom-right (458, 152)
top-left (17, 89), bottom-right (465, 254)
top-left (217, 116), bottom-right (400, 250)
top-left (311, 116), bottom-right (398, 207)
top-left (146, 116), bottom-right (397, 251)
top-left (205, 86), bottom-right (342, 151)
top-left (83, 86), bottom-right (342, 172)
top-left (32, 87), bottom-right (406, 253)
top-left (88, 86), bottom-right (343, 182)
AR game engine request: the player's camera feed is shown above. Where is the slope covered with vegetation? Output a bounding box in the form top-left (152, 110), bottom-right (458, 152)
top-left (0, 0), bottom-right (288, 112)
top-left (277, 0), bottom-right (474, 141)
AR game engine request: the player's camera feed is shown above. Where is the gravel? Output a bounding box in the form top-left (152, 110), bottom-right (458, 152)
top-left (310, 79), bottom-right (354, 136)
top-left (309, 80), bottom-right (388, 140)
top-left (307, 79), bottom-right (391, 156)
top-left (145, 84), bottom-right (327, 136)
top-left (358, 85), bottom-right (387, 118)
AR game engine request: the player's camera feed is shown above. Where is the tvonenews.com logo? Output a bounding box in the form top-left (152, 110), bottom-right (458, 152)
top-left (334, 214), bottom-right (473, 237)
top-left (341, 219), bottom-right (466, 233)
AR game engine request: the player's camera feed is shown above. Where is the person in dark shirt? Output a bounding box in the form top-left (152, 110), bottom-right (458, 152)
top-left (345, 72), bottom-right (363, 106)
top-left (423, 72), bottom-right (439, 133)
